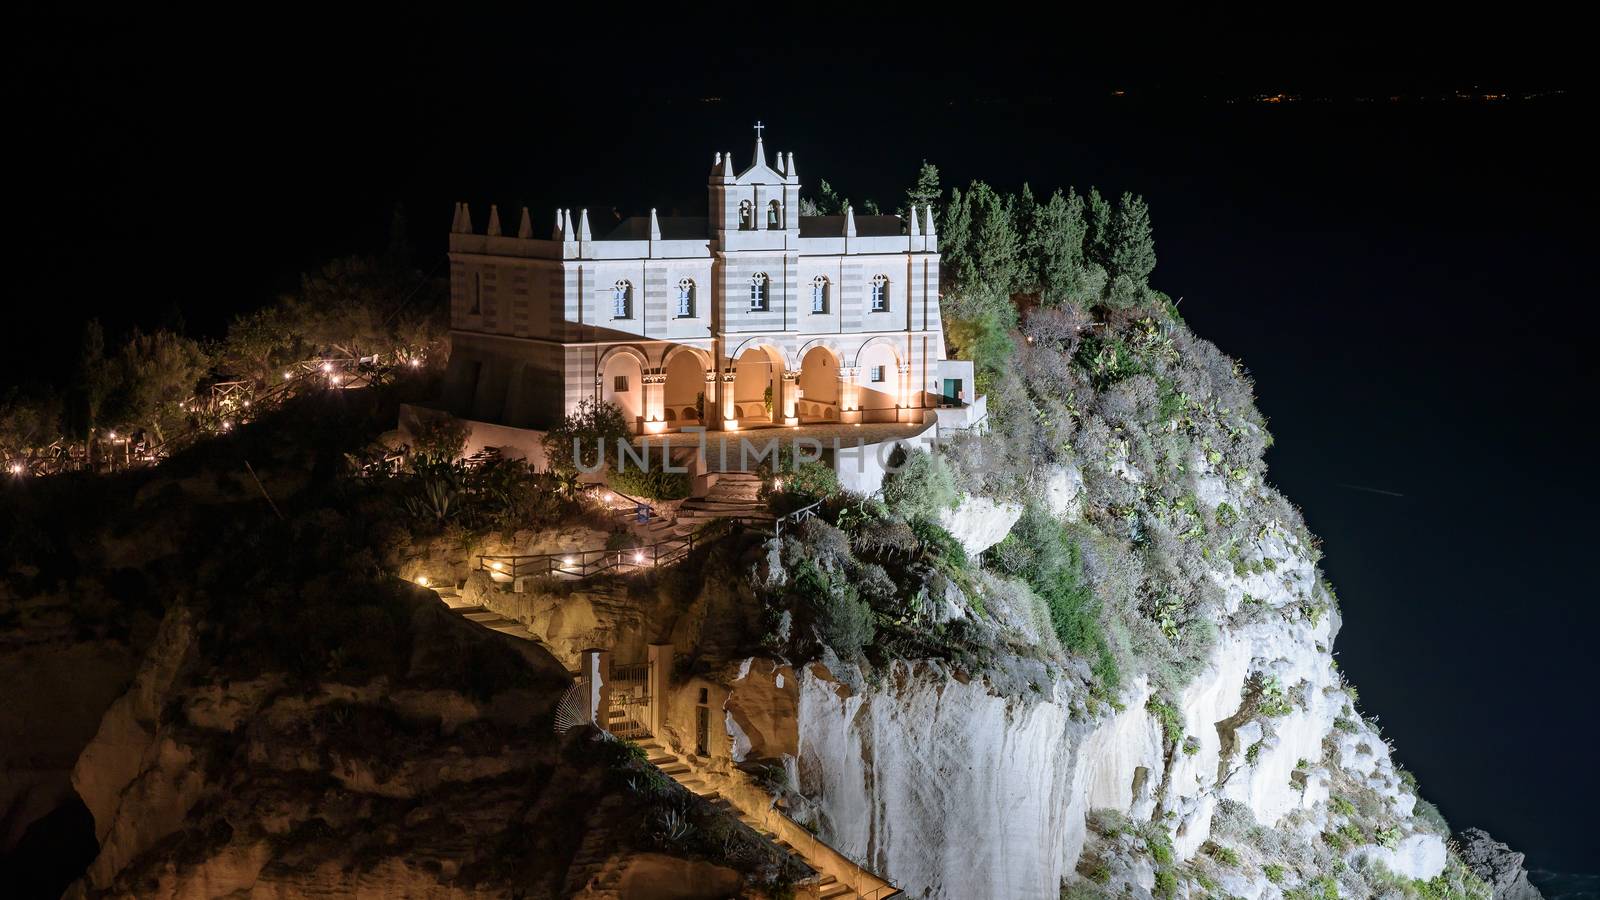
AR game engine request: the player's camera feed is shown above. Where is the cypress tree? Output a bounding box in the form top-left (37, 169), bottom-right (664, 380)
top-left (967, 181), bottom-right (1022, 319)
top-left (1085, 187), bottom-right (1114, 272)
top-left (1110, 192), bottom-right (1156, 283)
top-left (1031, 188), bottom-right (1087, 306)
top-left (903, 160), bottom-right (941, 216)
top-left (940, 185), bottom-right (973, 287)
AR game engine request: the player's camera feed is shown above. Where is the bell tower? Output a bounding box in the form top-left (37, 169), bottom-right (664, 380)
top-left (708, 122), bottom-right (800, 239)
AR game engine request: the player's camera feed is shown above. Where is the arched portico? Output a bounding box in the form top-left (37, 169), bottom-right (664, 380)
top-left (661, 345), bottom-right (712, 429)
top-left (854, 337), bottom-right (904, 424)
top-left (797, 344), bottom-right (843, 423)
top-left (728, 343), bottom-right (786, 427)
top-left (600, 346), bottom-right (648, 429)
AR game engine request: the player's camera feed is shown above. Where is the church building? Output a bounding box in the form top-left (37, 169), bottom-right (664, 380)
top-left (440, 125), bottom-right (974, 439)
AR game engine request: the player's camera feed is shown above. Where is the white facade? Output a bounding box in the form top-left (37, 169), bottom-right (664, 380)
top-left (442, 126), bottom-right (973, 434)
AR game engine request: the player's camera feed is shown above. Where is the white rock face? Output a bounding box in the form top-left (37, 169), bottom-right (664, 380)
top-left (795, 661), bottom-right (1146, 900)
top-left (1042, 465), bottom-right (1085, 520)
top-left (1350, 833), bottom-right (1448, 881)
top-left (782, 459), bottom-right (1447, 898)
top-left (938, 495), bottom-right (1023, 557)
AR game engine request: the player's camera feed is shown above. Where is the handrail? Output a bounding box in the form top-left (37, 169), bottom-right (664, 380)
top-left (773, 497), bottom-right (824, 539)
top-left (479, 529), bottom-right (700, 583)
top-left (581, 482), bottom-right (658, 522)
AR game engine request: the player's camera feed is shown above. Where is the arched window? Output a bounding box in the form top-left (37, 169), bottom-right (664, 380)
top-left (811, 275), bottom-right (829, 314)
top-left (768, 199), bottom-right (782, 229)
top-left (870, 274), bottom-right (889, 312)
top-left (738, 200), bottom-right (753, 230)
top-left (749, 273), bottom-right (769, 311)
top-left (676, 278), bottom-right (696, 317)
top-left (612, 280), bottom-right (633, 319)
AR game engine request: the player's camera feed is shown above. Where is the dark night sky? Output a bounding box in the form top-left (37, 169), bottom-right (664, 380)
top-left (7, 12), bottom-right (1594, 877)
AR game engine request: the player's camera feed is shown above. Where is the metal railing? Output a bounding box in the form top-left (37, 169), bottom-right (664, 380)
top-left (773, 497), bottom-right (824, 539)
top-left (580, 482), bottom-right (658, 524)
top-left (478, 529), bottom-right (704, 582)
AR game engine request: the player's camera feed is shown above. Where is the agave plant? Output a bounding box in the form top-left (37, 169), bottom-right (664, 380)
top-left (654, 806), bottom-right (694, 845)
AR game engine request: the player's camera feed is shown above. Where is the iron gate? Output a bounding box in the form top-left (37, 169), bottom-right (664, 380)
top-left (607, 661), bottom-right (652, 739)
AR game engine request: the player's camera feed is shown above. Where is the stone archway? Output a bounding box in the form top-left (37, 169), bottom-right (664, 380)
top-left (731, 344), bottom-right (785, 426)
top-left (662, 347), bottom-right (710, 428)
top-left (855, 339), bottom-right (902, 424)
top-left (797, 345), bottom-right (842, 423)
top-left (601, 350), bottom-right (645, 429)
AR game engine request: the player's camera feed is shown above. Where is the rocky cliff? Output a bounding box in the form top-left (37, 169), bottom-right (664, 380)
top-left (718, 307), bottom-right (1506, 899)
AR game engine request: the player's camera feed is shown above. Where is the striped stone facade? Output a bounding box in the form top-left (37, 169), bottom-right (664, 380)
top-left (442, 128), bottom-right (967, 434)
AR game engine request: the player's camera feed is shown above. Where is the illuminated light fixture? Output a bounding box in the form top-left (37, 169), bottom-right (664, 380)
top-left (321, 362), bottom-right (333, 373)
top-left (415, 575), bottom-right (430, 587)
top-left (773, 478), bottom-right (784, 491)
top-left (329, 374), bottom-right (342, 385)
top-left (7, 463), bottom-right (23, 476)
top-left (633, 550), bottom-right (645, 564)
top-left (603, 492), bottom-right (613, 503)
top-left (243, 400), bottom-right (252, 408)
top-left (283, 372), bottom-right (292, 380)
top-left (221, 421), bottom-right (233, 431)
top-left (563, 556), bottom-right (576, 567)
top-left (408, 358), bottom-right (421, 368)
top-left (490, 561), bottom-right (504, 571)
top-left (107, 431), bottom-right (117, 440)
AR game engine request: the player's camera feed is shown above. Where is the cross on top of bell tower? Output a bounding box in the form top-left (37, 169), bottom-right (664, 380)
top-left (753, 120), bottom-right (764, 139)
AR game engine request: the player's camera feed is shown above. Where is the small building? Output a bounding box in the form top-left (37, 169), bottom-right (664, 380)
top-left (439, 124), bottom-right (976, 446)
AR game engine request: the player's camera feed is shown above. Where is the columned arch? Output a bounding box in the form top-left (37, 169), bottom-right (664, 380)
top-left (661, 345), bottom-right (712, 428)
top-left (599, 345), bottom-right (649, 430)
top-left (853, 337), bottom-right (904, 424)
top-left (797, 343), bottom-right (843, 423)
top-left (729, 343), bottom-right (786, 427)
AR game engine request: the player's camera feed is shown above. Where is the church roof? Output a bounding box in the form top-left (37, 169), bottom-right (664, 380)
top-left (799, 215), bottom-right (904, 238)
top-left (602, 216), bottom-right (710, 240)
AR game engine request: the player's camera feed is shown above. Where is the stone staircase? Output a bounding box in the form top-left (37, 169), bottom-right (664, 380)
top-left (434, 585), bottom-right (541, 641)
top-left (636, 737), bottom-right (862, 900)
top-left (673, 473), bottom-right (773, 529)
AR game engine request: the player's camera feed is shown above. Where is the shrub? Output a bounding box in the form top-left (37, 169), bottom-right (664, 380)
top-left (409, 414), bottom-right (466, 465)
top-left (1146, 696), bottom-right (1184, 747)
top-left (880, 447), bottom-right (960, 523)
top-left (609, 466), bottom-right (690, 501)
top-left (543, 398), bottom-right (630, 475)
top-left (1203, 842), bottom-right (1241, 867)
top-left (991, 503), bottom-right (1118, 690)
top-left (1263, 864), bottom-right (1286, 883)
top-left (792, 559), bottom-right (875, 657)
top-left (760, 445), bottom-right (840, 502)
